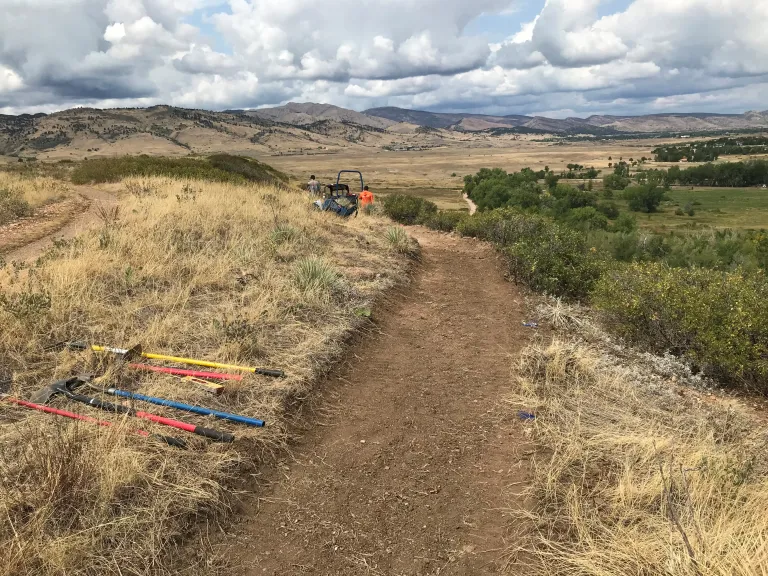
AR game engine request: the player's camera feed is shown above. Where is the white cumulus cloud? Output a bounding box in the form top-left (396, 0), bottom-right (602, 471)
top-left (0, 0), bottom-right (766, 116)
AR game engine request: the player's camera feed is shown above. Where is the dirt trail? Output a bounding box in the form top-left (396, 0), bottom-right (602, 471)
top-left (219, 228), bottom-right (533, 575)
top-left (463, 193), bottom-right (478, 215)
top-left (2, 187), bottom-right (117, 262)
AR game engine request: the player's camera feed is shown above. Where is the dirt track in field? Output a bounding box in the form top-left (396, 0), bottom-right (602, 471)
top-left (1, 187), bottom-right (117, 261)
top-left (217, 227), bottom-right (534, 575)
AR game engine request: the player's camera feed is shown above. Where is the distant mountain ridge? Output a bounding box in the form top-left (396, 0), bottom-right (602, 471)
top-left (364, 106), bottom-right (768, 134)
top-left (230, 102), bottom-right (395, 130)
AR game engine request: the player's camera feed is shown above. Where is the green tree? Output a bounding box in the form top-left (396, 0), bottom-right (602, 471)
top-left (624, 185), bottom-right (665, 213)
top-left (545, 173), bottom-right (559, 190)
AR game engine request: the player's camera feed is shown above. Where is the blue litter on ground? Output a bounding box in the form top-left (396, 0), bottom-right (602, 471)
top-left (518, 411), bottom-right (536, 420)
top-left (522, 322), bottom-right (539, 328)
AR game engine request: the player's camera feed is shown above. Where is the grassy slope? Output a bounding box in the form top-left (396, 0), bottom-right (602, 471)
top-left (0, 177), bottom-right (409, 575)
top-left (512, 336), bottom-right (768, 575)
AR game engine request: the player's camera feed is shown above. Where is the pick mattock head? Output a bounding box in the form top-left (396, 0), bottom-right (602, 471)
top-left (122, 344), bottom-right (142, 362)
top-left (30, 374), bottom-right (95, 404)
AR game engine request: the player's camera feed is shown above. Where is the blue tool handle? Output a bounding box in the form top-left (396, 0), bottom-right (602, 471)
top-left (107, 388), bottom-right (265, 427)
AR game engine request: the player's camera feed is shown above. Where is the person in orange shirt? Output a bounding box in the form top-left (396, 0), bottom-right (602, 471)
top-left (358, 185), bottom-right (374, 209)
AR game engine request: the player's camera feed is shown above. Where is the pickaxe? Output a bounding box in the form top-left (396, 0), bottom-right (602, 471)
top-left (31, 375), bottom-right (234, 443)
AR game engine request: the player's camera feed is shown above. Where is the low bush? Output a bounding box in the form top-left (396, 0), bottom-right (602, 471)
top-left (455, 209), bottom-right (603, 299)
top-left (593, 262), bottom-right (768, 388)
top-left (71, 154), bottom-right (288, 185)
top-left (423, 210), bottom-right (466, 232)
top-left (504, 224), bottom-right (604, 299)
top-left (382, 194), bottom-right (437, 225)
top-left (0, 188), bottom-right (33, 225)
top-left (563, 206), bottom-right (608, 231)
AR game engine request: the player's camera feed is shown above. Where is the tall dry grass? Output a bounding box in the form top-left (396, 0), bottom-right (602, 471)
top-left (510, 340), bottom-right (768, 575)
top-left (0, 172), bottom-right (70, 210)
top-left (0, 176), bottom-right (408, 575)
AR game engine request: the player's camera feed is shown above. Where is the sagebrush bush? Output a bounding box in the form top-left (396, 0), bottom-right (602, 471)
top-left (423, 210), bottom-right (466, 232)
top-left (382, 194), bottom-right (437, 225)
top-left (593, 262), bottom-right (768, 388)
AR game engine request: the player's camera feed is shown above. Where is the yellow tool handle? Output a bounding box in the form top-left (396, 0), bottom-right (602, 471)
top-left (140, 352), bottom-right (256, 373)
top-left (87, 344), bottom-right (284, 377)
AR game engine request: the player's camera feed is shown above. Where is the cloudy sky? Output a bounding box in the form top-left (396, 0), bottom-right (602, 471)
top-left (1, 0), bottom-right (766, 117)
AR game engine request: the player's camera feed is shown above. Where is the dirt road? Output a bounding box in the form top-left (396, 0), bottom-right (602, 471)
top-left (219, 228), bottom-right (533, 575)
top-left (2, 187), bottom-right (117, 262)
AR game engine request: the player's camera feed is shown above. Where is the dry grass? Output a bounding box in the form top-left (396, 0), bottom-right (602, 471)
top-left (385, 226), bottom-right (419, 257)
top-left (0, 176), bottom-right (408, 575)
top-left (510, 339), bottom-right (768, 575)
top-left (0, 172), bottom-right (70, 209)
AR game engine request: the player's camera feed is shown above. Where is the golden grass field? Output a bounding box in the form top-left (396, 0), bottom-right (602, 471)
top-left (0, 177), bottom-right (411, 575)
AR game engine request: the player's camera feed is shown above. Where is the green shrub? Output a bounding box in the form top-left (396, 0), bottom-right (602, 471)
top-left (593, 263), bottom-right (768, 389)
top-left (624, 184), bottom-right (665, 213)
top-left (603, 173), bottom-right (630, 191)
top-left (456, 209), bottom-right (603, 299)
top-left (612, 213), bottom-right (637, 234)
top-left (675, 207), bottom-right (685, 216)
top-left (565, 207), bottom-right (609, 231)
top-left (382, 194), bottom-right (437, 225)
top-left (71, 155), bottom-right (287, 185)
top-left (424, 210), bottom-right (466, 232)
top-left (596, 202), bottom-right (620, 219)
top-left (0, 188), bottom-right (33, 225)
top-left (504, 224), bottom-right (604, 299)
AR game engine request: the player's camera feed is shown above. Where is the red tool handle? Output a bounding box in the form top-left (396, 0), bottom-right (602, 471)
top-left (128, 363), bottom-right (242, 381)
top-left (2, 397), bottom-right (186, 448)
top-left (134, 410), bottom-right (234, 443)
top-left (6, 397), bottom-right (111, 426)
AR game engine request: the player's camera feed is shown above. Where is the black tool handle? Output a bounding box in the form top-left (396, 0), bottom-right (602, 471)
top-left (67, 392), bottom-right (135, 416)
top-left (152, 434), bottom-right (188, 449)
top-left (255, 368), bottom-right (285, 378)
top-left (192, 426), bottom-right (235, 443)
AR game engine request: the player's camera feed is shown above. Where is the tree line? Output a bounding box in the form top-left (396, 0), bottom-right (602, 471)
top-left (653, 136), bottom-right (768, 162)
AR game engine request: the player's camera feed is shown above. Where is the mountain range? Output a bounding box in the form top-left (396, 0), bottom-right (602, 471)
top-left (2, 102), bottom-right (768, 161)
top-left (235, 102), bottom-right (768, 134)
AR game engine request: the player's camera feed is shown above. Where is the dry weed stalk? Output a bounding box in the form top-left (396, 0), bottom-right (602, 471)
top-left (510, 339), bottom-right (768, 575)
top-left (0, 176), bottom-right (407, 575)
